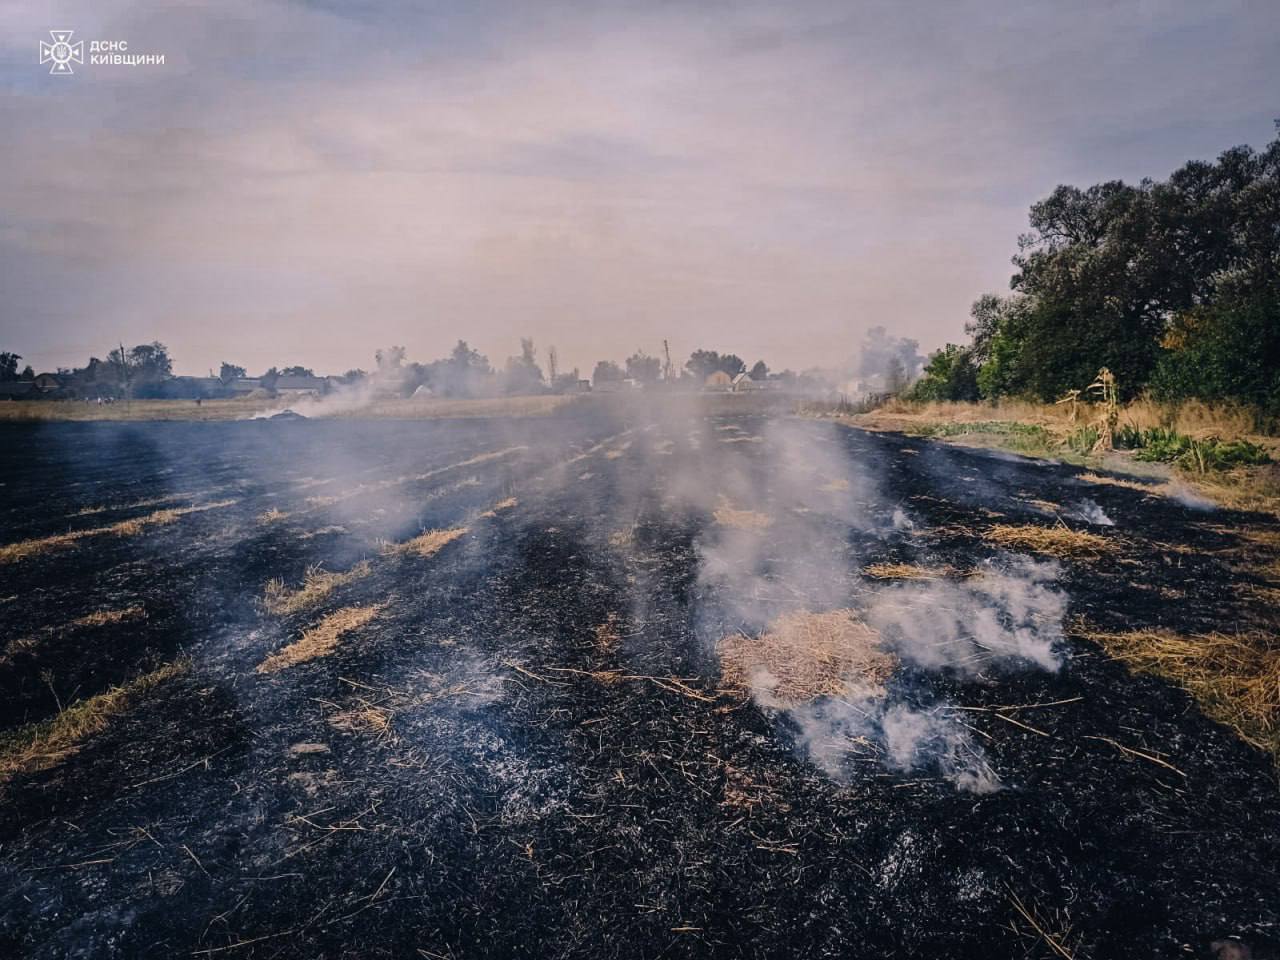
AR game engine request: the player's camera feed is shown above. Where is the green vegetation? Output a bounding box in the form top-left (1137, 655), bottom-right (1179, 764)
top-left (907, 418), bottom-right (1270, 474)
top-left (914, 420), bottom-right (1057, 456)
top-left (910, 127), bottom-right (1280, 420)
top-left (1121, 427), bottom-right (1270, 473)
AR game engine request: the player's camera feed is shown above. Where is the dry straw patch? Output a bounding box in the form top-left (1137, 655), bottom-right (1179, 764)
top-left (262, 561), bottom-right (372, 616)
top-left (717, 609), bottom-right (896, 705)
top-left (479, 497), bottom-right (518, 519)
top-left (1078, 472), bottom-right (1159, 494)
top-left (0, 500), bottom-right (236, 564)
top-left (984, 523), bottom-right (1117, 559)
top-left (383, 526), bottom-right (469, 558)
top-left (258, 507), bottom-right (289, 524)
top-left (713, 496), bottom-right (773, 531)
top-left (257, 604), bottom-right (385, 673)
top-left (1080, 625), bottom-right (1280, 759)
top-left (863, 562), bottom-right (956, 581)
top-left (0, 661), bottom-right (187, 784)
top-left (70, 605), bottom-right (147, 628)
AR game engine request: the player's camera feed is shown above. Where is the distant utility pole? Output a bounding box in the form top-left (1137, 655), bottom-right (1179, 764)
top-left (662, 339), bottom-right (673, 382)
top-left (548, 345), bottom-right (559, 384)
top-left (118, 340), bottom-right (132, 410)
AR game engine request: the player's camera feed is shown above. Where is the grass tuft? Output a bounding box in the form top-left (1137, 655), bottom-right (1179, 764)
top-left (382, 527), bottom-right (469, 558)
top-left (478, 497), bottom-right (518, 519)
top-left (1080, 625), bottom-right (1280, 760)
top-left (863, 562), bottom-right (956, 580)
top-left (984, 523), bottom-right (1117, 558)
top-left (262, 561), bottom-right (372, 616)
top-left (717, 609), bottom-right (895, 705)
top-left (0, 661), bottom-right (188, 783)
top-left (257, 604), bottom-right (385, 673)
top-left (0, 500), bottom-right (237, 564)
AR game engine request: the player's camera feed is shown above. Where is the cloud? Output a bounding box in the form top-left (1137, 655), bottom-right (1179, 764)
top-left (2, 0), bottom-right (1277, 374)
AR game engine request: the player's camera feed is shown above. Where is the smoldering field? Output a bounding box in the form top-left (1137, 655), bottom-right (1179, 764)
top-left (1, 398), bottom-right (1278, 959)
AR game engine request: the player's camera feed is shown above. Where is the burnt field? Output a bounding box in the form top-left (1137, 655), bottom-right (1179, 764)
top-left (1, 401), bottom-right (1278, 959)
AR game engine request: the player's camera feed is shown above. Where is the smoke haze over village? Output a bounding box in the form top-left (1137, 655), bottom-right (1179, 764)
top-left (2, 0), bottom-right (1277, 376)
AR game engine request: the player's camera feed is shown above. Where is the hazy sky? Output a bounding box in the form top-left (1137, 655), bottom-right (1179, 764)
top-left (2, 1), bottom-right (1277, 377)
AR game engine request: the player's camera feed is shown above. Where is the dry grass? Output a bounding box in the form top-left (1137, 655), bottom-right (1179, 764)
top-left (722, 764), bottom-right (791, 813)
top-left (258, 507), bottom-right (289, 524)
top-left (1078, 472), bottom-right (1159, 493)
top-left (327, 701), bottom-right (394, 739)
top-left (70, 605), bottom-right (147, 628)
top-left (867, 396), bottom-right (1272, 443)
top-left (0, 395), bottom-right (582, 422)
top-left (819, 478), bottom-right (850, 492)
top-left (594, 614), bottom-right (621, 654)
top-left (257, 604), bottom-right (385, 673)
top-left (0, 500), bottom-right (237, 564)
top-left (1186, 465), bottom-right (1280, 518)
top-left (262, 561), bottom-right (372, 616)
top-left (0, 398), bottom-right (281, 422)
top-left (712, 496), bottom-right (773, 531)
top-left (1080, 625), bottom-right (1280, 759)
top-left (478, 497), bottom-right (518, 519)
top-left (0, 661), bottom-right (188, 783)
top-left (863, 562), bottom-right (956, 580)
top-left (984, 523), bottom-right (1118, 558)
top-left (717, 609), bottom-right (896, 705)
top-left (2, 605), bottom-right (148, 662)
top-left (382, 526), bottom-right (469, 558)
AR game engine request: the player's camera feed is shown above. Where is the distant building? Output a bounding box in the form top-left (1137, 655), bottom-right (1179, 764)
top-left (32, 373), bottom-right (63, 393)
top-left (704, 370), bottom-right (733, 390)
top-left (229, 378), bottom-right (263, 395)
top-left (274, 375), bottom-right (326, 395)
top-left (730, 372), bottom-right (764, 392)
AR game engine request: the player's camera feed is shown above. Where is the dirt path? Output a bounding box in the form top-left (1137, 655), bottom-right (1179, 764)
top-left (1, 409), bottom-right (1277, 958)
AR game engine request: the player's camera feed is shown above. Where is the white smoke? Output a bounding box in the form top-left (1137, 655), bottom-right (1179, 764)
top-left (1069, 498), bottom-right (1114, 526)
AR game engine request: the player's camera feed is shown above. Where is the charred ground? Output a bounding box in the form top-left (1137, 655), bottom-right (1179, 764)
top-left (0, 402), bottom-right (1278, 959)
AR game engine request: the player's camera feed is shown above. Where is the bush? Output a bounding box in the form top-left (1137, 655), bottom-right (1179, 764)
top-left (1129, 426), bottom-right (1270, 472)
top-left (907, 345), bottom-right (979, 402)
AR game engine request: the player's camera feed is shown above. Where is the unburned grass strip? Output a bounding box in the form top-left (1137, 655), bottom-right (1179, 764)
top-left (382, 526), bottom-right (469, 558)
top-left (984, 523), bottom-right (1117, 559)
top-left (0, 500), bottom-right (238, 563)
top-left (257, 604), bottom-right (385, 673)
top-left (262, 561), bottom-right (373, 616)
top-left (1078, 624), bottom-right (1280, 761)
top-left (0, 660), bottom-right (188, 783)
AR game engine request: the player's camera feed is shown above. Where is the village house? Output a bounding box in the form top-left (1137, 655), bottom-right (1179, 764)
top-left (274, 374), bottom-right (327, 396)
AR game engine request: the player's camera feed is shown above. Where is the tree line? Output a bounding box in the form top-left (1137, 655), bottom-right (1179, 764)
top-left (0, 338), bottom-right (804, 400)
top-left (911, 125), bottom-right (1280, 417)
